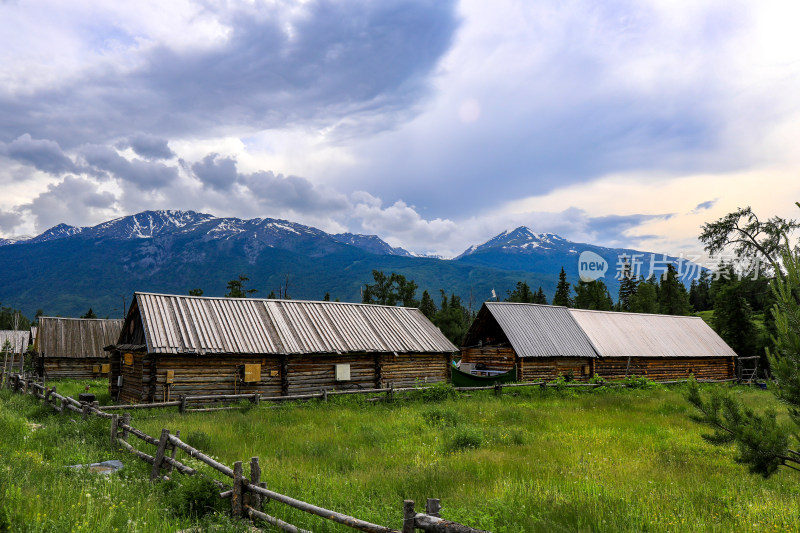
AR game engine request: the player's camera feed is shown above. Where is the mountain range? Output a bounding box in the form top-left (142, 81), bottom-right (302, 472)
top-left (0, 210), bottom-right (699, 318)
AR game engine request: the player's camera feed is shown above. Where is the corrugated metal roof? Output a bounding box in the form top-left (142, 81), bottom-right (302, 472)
top-left (0, 330), bottom-right (29, 354)
top-left (37, 317), bottom-right (124, 359)
top-left (483, 303), bottom-right (598, 358)
top-left (133, 293), bottom-right (458, 356)
top-left (568, 309), bottom-right (737, 358)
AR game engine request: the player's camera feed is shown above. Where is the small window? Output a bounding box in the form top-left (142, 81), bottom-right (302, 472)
top-left (335, 364), bottom-right (351, 381)
top-left (123, 353), bottom-right (134, 366)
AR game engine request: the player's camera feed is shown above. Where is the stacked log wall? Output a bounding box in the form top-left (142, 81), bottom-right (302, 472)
top-left (150, 356), bottom-right (283, 401)
top-left (42, 357), bottom-right (110, 380)
top-left (517, 357), bottom-right (593, 382)
top-left (286, 354), bottom-right (376, 395)
top-left (459, 346), bottom-right (515, 371)
top-left (119, 353), bottom-right (149, 404)
top-left (379, 353), bottom-right (451, 388)
top-left (595, 356), bottom-right (734, 381)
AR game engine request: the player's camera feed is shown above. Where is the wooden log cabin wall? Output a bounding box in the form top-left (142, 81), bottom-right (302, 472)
top-left (109, 293), bottom-right (457, 403)
top-left (460, 303), bottom-right (737, 382)
top-left (34, 317), bottom-right (124, 380)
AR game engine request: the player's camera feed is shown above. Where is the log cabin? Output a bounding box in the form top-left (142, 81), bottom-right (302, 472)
top-left (108, 292), bottom-right (458, 404)
top-left (460, 303), bottom-right (736, 382)
top-left (33, 317), bottom-right (124, 380)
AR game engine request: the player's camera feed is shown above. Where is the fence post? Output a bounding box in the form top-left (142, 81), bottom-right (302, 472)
top-left (165, 430), bottom-right (180, 475)
top-left (82, 404), bottom-right (90, 420)
top-left (232, 461), bottom-right (243, 518)
top-left (494, 383), bottom-right (503, 397)
top-left (60, 397), bottom-right (68, 415)
top-left (151, 429), bottom-right (170, 482)
top-left (110, 414), bottom-right (119, 448)
top-left (45, 386), bottom-right (53, 406)
top-left (403, 500), bottom-right (416, 533)
top-left (179, 395), bottom-right (187, 414)
top-left (388, 383), bottom-right (394, 402)
top-left (322, 389), bottom-right (328, 402)
top-left (252, 393), bottom-right (260, 407)
top-left (425, 498), bottom-right (441, 518)
top-left (250, 457), bottom-right (261, 511)
top-left (121, 413), bottom-right (131, 442)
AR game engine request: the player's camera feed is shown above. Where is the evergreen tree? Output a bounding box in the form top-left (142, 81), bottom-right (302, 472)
top-left (630, 277), bottom-right (658, 314)
top-left (574, 280), bottom-right (613, 310)
top-left (361, 270), bottom-right (419, 307)
top-left (419, 290), bottom-right (437, 319)
top-left (188, 288), bottom-right (204, 296)
top-left (658, 264), bottom-right (691, 315)
top-left (552, 267), bottom-right (573, 307)
top-left (506, 281), bottom-right (534, 303)
top-left (617, 261), bottom-right (639, 312)
top-left (433, 291), bottom-right (472, 346)
top-left (713, 282), bottom-right (757, 356)
top-left (81, 308), bottom-right (97, 319)
top-left (688, 270), bottom-right (712, 311)
top-left (323, 293), bottom-right (330, 301)
top-left (267, 290), bottom-right (277, 299)
top-left (533, 286), bottom-right (548, 305)
top-left (226, 275), bottom-right (257, 298)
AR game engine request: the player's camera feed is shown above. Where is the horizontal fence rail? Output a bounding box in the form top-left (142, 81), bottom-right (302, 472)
top-left (3, 371), bottom-right (494, 532)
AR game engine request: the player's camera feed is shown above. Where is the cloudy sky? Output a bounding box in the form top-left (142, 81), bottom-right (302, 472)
top-left (2, 0), bottom-right (800, 257)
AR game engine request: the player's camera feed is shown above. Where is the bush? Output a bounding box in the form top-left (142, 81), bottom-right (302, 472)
top-left (185, 431), bottom-right (214, 453)
top-left (407, 381), bottom-right (457, 403)
top-left (623, 375), bottom-right (657, 389)
top-left (161, 475), bottom-right (226, 518)
top-left (423, 406), bottom-right (460, 427)
top-left (447, 427), bottom-right (483, 452)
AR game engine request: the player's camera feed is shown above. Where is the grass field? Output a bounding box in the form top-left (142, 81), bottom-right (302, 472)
top-left (2, 382), bottom-right (799, 532)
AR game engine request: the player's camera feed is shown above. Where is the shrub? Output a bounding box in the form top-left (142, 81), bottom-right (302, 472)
top-left (623, 375), bottom-right (657, 389)
top-left (161, 475), bottom-right (226, 518)
top-left (447, 427), bottom-right (483, 452)
top-left (185, 431), bottom-right (214, 453)
top-left (423, 406), bottom-right (460, 427)
top-left (407, 381), bottom-right (456, 403)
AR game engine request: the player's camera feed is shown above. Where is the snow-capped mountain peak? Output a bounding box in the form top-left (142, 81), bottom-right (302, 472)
top-left (456, 226), bottom-right (568, 258)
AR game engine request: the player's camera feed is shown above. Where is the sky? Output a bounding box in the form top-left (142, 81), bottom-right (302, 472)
top-left (2, 0), bottom-right (800, 258)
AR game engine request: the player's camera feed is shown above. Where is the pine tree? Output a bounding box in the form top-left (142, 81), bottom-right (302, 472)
top-left (630, 277), bottom-right (658, 313)
top-left (617, 261), bottom-right (639, 312)
top-left (226, 275), bottom-right (257, 298)
top-left (713, 282), bottom-right (757, 356)
top-left (81, 308), bottom-right (97, 319)
top-left (188, 288), bottom-right (204, 296)
top-left (552, 267), bottom-right (573, 307)
top-left (533, 286), bottom-right (548, 304)
top-left (419, 290), bottom-right (437, 319)
top-left (506, 281), bottom-right (534, 303)
top-left (658, 264), bottom-right (691, 315)
top-left (323, 293), bottom-right (331, 301)
top-left (574, 280), bottom-right (613, 310)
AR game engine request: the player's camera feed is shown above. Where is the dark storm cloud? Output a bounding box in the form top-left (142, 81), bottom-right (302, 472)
top-left (241, 170), bottom-right (351, 213)
top-left (120, 133), bottom-right (176, 160)
top-left (0, 134), bottom-right (78, 175)
top-left (191, 154), bottom-right (238, 191)
top-left (0, 0), bottom-right (459, 148)
top-left (80, 144), bottom-right (178, 190)
top-left (0, 209), bottom-right (21, 233)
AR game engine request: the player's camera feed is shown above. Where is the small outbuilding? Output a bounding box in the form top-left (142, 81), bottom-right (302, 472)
top-left (34, 317), bottom-right (124, 380)
top-left (0, 330), bottom-right (31, 372)
top-left (108, 293), bottom-right (457, 404)
top-left (460, 303), bottom-right (735, 382)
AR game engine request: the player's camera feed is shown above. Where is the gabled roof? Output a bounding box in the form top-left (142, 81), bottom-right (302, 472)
top-left (125, 293), bottom-right (458, 356)
top-left (464, 303), bottom-right (736, 359)
top-left (469, 303), bottom-right (598, 358)
top-left (0, 330), bottom-right (29, 354)
top-left (568, 308), bottom-right (737, 358)
top-left (36, 317), bottom-right (124, 359)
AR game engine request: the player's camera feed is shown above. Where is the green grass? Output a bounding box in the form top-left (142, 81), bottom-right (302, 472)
top-left (2, 383), bottom-right (799, 532)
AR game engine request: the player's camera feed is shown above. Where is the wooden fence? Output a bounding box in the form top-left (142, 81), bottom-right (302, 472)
top-left (3, 371), bottom-right (490, 533)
